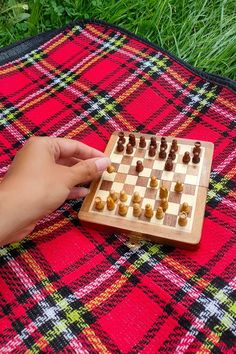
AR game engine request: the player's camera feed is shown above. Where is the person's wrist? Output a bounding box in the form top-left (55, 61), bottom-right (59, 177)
top-left (0, 181), bottom-right (24, 246)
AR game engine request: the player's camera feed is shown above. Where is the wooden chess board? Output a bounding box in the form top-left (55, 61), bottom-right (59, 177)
top-left (78, 132), bottom-right (214, 248)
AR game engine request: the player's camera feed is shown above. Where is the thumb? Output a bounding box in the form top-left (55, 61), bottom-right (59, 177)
top-left (69, 157), bottom-right (111, 186)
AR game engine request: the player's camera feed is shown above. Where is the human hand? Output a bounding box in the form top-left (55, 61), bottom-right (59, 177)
top-left (0, 137), bottom-right (110, 246)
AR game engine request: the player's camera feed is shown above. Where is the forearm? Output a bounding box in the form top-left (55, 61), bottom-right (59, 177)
top-left (0, 181), bottom-right (29, 246)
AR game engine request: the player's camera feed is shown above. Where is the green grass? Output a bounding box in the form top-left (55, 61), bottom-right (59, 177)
top-left (0, 0), bottom-right (235, 80)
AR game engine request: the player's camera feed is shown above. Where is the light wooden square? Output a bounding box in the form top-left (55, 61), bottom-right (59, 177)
top-left (118, 164), bottom-right (130, 174)
top-left (134, 186), bottom-right (147, 197)
top-left (185, 174), bottom-right (198, 185)
top-left (153, 160), bottom-right (165, 170)
top-left (112, 182), bottom-right (125, 192)
top-left (167, 202), bottom-right (180, 215)
top-left (139, 167), bottom-right (152, 177)
top-left (102, 171), bottom-right (116, 182)
top-left (175, 164), bottom-right (188, 174)
top-left (180, 193), bottom-right (195, 206)
top-left (125, 175), bottom-right (138, 185)
top-left (112, 153), bottom-right (123, 163)
top-left (161, 170), bottom-right (174, 181)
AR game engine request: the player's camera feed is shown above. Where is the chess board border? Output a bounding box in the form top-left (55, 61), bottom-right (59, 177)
top-left (78, 132), bottom-right (214, 248)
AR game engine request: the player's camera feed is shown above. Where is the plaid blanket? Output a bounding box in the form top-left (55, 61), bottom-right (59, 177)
top-left (0, 20), bottom-right (235, 353)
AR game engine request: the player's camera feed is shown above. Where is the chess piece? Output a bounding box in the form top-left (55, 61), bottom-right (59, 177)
top-left (168, 149), bottom-right (176, 160)
top-left (126, 143), bottom-right (133, 154)
top-left (156, 206), bottom-right (164, 219)
top-left (150, 176), bottom-right (158, 188)
top-left (193, 141), bottom-right (201, 154)
top-left (144, 204), bottom-right (154, 218)
top-left (182, 151), bottom-right (190, 164)
top-left (178, 212), bottom-right (188, 226)
top-left (132, 191), bottom-right (141, 203)
top-left (136, 160), bottom-right (144, 173)
top-left (139, 136), bottom-right (146, 148)
top-left (174, 181), bottom-right (183, 193)
top-left (180, 202), bottom-right (190, 215)
top-left (160, 198), bottom-right (168, 211)
top-left (94, 196), bottom-right (105, 210)
top-left (160, 137), bottom-right (167, 150)
top-left (107, 165), bottom-right (115, 173)
top-left (159, 186), bottom-right (168, 199)
top-left (148, 145), bottom-right (156, 157)
top-left (150, 136), bottom-right (157, 149)
top-left (107, 197), bottom-right (115, 210)
top-left (110, 190), bottom-right (118, 202)
top-left (192, 152), bottom-right (200, 164)
top-left (118, 203), bottom-right (128, 216)
top-left (171, 139), bottom-right (178, 152)
top-left (129, 133), bottom-right (136, 146)
top-left (159, 147), bottom-right (167, 159)
top-left (165, 158), bottom-right (173, 171)
top-left (133, 203), bottom-right (142, 217)
top-left (120, 190), bottom-right (128, 202)
top-left (118, 131), bottom-right (125, 144)
top-left (117, 140), bottom-right (124, 152)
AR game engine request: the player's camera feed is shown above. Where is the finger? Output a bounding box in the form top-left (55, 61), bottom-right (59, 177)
top-left (50, 138), bottom-right (105, 160)
top-left (57, 157), bottom-right (80, 167)
top-left (70, 156), bottom-right (110, 186)
top-left (67, 187), bottom-right (89, 199)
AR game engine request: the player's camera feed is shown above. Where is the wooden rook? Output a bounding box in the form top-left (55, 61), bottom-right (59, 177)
top-left (160, 137), bottom-right (167, 150)
top-left (116, 140), bottom-right (124, 152)
top-left (150, 136), bottom-right (157, 149)
top-left (148, 145), bottom-right (156, 157)
top-left (159, 147), bottom-right (167, 159)
top-left (193, 141), bottom-right (201, 154)
top-left (118, 131), bottom-right (125, 144)
top-left (139, 136), bottom-right (146, 148)
top-left (126, 143), bottom-right (133, 154)
top-left (165, 158), bottom-right (173, 171)
top-left (192, 152), bottom-right (200, 164)
top-left (129, 133), bottom-right (136, 147)
top-left (182, 151), bottom-right (190, 164)
top-left (171, 139), bottom-right (178, 152)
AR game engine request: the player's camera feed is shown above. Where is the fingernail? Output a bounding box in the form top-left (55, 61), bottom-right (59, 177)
top-left (95, 157), bottom-right (111, 173)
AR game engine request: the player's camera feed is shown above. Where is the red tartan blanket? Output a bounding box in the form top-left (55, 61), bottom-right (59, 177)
top-left (0, 20), bottom-right (235, 353)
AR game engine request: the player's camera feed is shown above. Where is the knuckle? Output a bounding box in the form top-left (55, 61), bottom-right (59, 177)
top-left (80, 160), bottom-right (95, 179)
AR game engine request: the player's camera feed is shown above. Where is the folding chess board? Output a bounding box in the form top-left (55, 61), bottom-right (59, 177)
top-left (78, 132), bottom-right (214, 248)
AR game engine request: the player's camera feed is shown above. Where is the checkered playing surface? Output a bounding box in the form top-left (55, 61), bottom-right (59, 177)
top-left (90, 134), bottom-right (207, 233)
